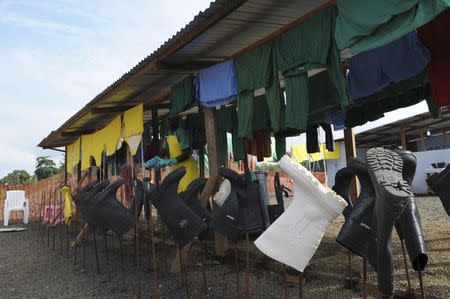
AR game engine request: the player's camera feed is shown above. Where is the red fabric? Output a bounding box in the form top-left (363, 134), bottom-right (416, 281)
top-left (418, 10), bottom-right (450, 108)
top-left (246, 130), bottom-right (272, 162)
top-left (121, 165), bottom-right (133, 202)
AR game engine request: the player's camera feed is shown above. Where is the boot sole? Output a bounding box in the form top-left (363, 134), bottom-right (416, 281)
top-left (366, 148), bottom-right (412, 199)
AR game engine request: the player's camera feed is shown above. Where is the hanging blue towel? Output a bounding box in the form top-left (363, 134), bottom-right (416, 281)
top-left (325, 109), bottom-right (346, 131)
top-left (196, 60), bottom-right (238, 107)
top-left (347, 31), bottom-right (431, 100)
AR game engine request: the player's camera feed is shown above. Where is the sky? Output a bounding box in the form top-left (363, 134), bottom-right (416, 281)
top-left (0, 0), bottom-right (429, 178)
top-left (0, 0), bottom-right (212, 178)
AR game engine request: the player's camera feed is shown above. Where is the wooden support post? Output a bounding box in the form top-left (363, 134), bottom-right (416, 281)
top-left (344, 128), bottom-right (360, 202)
top-left (400, 127), bottom-right (407, 150)
top-left (151, 109), bottom-right (161, 186)
top-left (201, 107), bottom-right (227, 256)
top-left (419, 131), bottom-right (426, 151)
top-left (443, 132), bottom-right (448, 149)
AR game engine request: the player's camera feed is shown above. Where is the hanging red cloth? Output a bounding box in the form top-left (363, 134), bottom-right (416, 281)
top-left (418, 10), bottom-right (450, 108)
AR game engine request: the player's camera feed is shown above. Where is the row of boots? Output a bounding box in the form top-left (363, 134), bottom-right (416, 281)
top-left (334, 148), bottom-right (428, 295)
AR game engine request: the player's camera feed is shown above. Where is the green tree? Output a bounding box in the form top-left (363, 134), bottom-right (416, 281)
top-left (0, 170), bottom-right (31, 184)
top-left (34, 156), bottom-right (60, 181)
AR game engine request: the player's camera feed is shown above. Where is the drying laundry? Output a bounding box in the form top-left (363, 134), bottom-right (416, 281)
top-left (347, 31), bottom-right (430, 100)
top-left (418, 9), bottom-right (450, 108)
top-left (197, 60), bottom-right (237, 107)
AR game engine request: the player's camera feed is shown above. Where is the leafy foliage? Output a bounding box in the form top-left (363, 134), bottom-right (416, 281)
top-left (34, 156), bottom-right (62, 181)
top-left (0, 170), bottom-right (31, 184)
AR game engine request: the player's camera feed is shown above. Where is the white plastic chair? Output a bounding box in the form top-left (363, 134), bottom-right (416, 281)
top-left (3, 190), bottom-right (29, 226)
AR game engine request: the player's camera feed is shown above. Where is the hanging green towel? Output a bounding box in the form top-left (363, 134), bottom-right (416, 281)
top-left (235, 42), bottom-right (273, 92)
top-left (275, 7), bottom-right (351, 132)
top-left (235, 42), bottom-right (275, 138)
top-left (170, 75), bottom-right (197, 116)
top-left (335, 0), bottom-right (450, 54)
top-left (344, 71), bottom-right (434, 127)
top-left (265, 52), bottom-right (285, 134)
top-left (275, 8), bottom-right (332, 73)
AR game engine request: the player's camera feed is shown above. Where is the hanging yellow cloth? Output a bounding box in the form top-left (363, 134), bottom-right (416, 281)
top-left (167, 135), bottom-right (199, 193)
top-left (73, 137), bottom-right (80, 170)
top-left (81, 134), bottom-right (93, 171)
top-left (60, 186), bottom-right (72, 225)
top-left (122, 104), bottom-right (144, 155)
top-left (103, 116), bottom-right (121, 156)
top-left (66, 138), bottom-right (80, 174)
top-left (90, 129), bottom-right (104, 166)
top-left (291, 142), bottom-right (341, 162)
top-left (66, 144), bottom-right (74, 175)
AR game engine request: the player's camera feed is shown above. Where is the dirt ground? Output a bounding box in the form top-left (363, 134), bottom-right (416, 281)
top-left (0, 196), bottom-right (449, 298)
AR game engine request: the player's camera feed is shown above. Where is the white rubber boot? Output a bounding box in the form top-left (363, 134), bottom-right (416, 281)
top-left (254, 155), bottom-right (347, 272)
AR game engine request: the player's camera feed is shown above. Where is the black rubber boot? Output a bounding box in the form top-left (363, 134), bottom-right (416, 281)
top-left (129, 178), bottom-right (144, 219)
top-left (395, 150), bottom-right (428, 271)
top-left (332, 166), bottom-right (354, 219)
top-left (366, 148), bottom-right (412, 296)
top-left (336, 158), bottom-right (375, 258)
top-left (74, 180), bottom-right (110, 221)
top-left (427, 164), bottom-right (450, 217)
top-left (267, 173), bottom-right (286, 224)
top-left (210, 190), bottom-right (241, 242)
top-left (180, 178), bottom-right (212, 240)
top-left (151, 167), bottom-right (207, 248)
top-left (219, 167), bottom-right (265, 234)
top-left (93, 178), bottom-right (135, 236)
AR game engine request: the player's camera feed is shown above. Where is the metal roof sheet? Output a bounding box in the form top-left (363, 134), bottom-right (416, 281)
top-left (353, 107), bottom-right (450, 148)
top-left (39, 0), bottom-right (334, 149)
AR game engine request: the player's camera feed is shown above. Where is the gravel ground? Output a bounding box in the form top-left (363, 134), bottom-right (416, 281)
top-left (1, 196), bottom-right (449, 298)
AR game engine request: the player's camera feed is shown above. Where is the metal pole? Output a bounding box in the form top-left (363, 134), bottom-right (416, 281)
top-left (119, 236), bottom-right (128, 291)
top-left (298, 271), bottom-right (303, 299)
top-left (81, 219), bottom-right (86, 273)
top-left (149, 201), bottom-right (159, 298)
top-left (400, 239), bottom-right (412, 295)
top-left (179, 247), bottom-right (190, 299)
top-left (245, 233), bottom-right (250, 299)
top-left (234, 243), bottom-right (240, 299)
top-left (52, 188), bottom-right (57, 250)
top-left (59, 187), bottom-right (63, 255)
top-left (363, 258), bottom-right (367, 299)
top-left (104, 232), bottom-right (111, 281)
top-left (418, 269), bottom-right (426, 299)
top-left (348, 251), bottom-right (353, 289)
top-left (47, 187), bottom-right (50, 248)
top-left (93, 230), bottom-right (100, 274)
top-left (201, 240), bottom-right (207, 293)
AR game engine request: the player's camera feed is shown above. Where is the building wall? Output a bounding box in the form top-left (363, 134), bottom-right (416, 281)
top-left (415, 134), bottom-right (448, 151)
top-left (411, 148), bottom-right (450, 194)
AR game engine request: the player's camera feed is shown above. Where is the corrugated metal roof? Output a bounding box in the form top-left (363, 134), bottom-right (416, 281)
top-left (353, 107), bottom-right (450, 148)
top-left (39, 0), bottom-right (334, 149)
